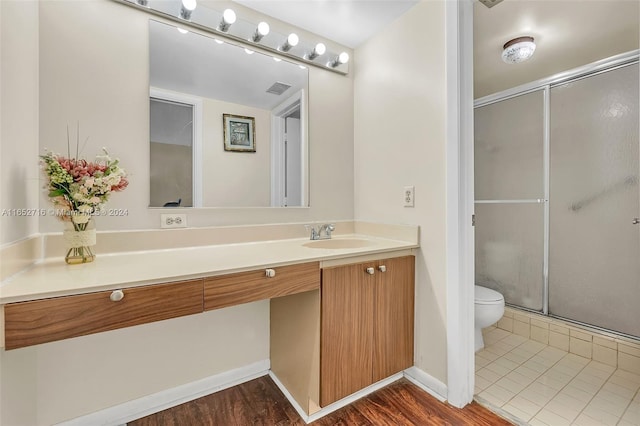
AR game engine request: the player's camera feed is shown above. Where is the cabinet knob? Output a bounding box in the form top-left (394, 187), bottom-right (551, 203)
top-left (365, 267), bottom-right (375, 275)
top-left (110, 289), bottom-right (125, 302)
top-left (378, 265), bottom-right (387, 272)
top-left (265, 268), bottom-right (276, 278)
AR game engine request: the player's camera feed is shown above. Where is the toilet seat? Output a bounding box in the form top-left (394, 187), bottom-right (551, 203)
top-left (475, 285), bottom-right (504, 305)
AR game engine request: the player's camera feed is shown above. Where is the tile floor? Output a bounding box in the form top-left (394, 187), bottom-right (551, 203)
top-left (475, 327), bottom-right (640, 426)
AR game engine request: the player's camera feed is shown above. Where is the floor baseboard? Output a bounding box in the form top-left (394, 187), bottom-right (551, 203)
top-left (403, 366), bottom-right (448, 402)
top-left (55, 359), bottom-right (270, 426)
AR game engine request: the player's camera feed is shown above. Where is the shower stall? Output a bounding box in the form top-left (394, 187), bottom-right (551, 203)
top-left (474, 52), bottom-right (640, 339)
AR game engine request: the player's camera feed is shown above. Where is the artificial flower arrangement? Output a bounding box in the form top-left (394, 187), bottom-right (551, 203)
top-left (40, 149), bottom-right (128, 220)
top-left (40, 130), bottom-right (128, 263)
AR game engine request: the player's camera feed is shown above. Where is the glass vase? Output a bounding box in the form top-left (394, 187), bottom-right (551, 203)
top-left (63, 214), bottom-right (96, 264)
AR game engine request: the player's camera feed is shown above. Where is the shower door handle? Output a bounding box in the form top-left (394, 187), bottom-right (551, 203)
top-left (633, 218), bottom-right (640, 224)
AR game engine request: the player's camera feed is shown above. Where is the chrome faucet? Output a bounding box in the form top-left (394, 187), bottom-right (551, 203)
top-left (305, 223), bottom-right (335, 240)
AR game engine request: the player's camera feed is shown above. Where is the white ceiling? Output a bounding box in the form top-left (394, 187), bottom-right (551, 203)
top-left (150, 20), bottom-right (308, 110)
top-left (474, 0), bottom-right (639, 98)
top-left (227, 0), bottom-right (638, 100)
top-left (232, 0), bottom-right (419, 48)
top-left (151, 0), bottom-right (638, 103)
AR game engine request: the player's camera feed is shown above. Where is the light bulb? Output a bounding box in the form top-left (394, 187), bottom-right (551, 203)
top-left (252, 21), bottom-right (270, 42)
top-left (307, 42), bottom-right (326, 60)
top-left (223, 9), bottom-right (236, 24)
top-left (177, 28), bottom-right (189, 34)
top-left (280, 33), bottom-right (299, 52)
top-left (179, 0), bottom-right (197, 20)
top-left (182, 0), bottom-right (197, 11)
top-left (257, 22), bottom-right (270, 36)
top-left (244, 48), bottom-right (254, 55)
top-left (329, 51), bottom-right (350, 68)
top-left (218, 8), bottom-right (236, 32)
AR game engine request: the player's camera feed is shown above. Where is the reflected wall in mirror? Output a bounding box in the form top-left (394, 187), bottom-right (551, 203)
top-left (149, 20), bottom-right (309, 208)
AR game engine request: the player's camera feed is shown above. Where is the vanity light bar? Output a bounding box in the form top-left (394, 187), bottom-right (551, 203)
top-left (112, 0), bottom-right (350, 75)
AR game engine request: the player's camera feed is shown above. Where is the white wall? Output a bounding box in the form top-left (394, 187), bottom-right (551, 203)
top-left (354, 1), bottom-right (449, 384)
top-left (1, 0), bottom-right (354, 424)
top-left (202, 98), bottom-right (271, 207)
top-left (0, 0), bottom-right (39, 246)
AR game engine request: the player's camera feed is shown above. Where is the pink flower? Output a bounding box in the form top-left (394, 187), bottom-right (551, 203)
top-left (112, 177), bottom-right (128, 192)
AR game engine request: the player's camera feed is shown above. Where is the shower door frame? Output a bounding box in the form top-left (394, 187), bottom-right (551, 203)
top-left (474, 50), bottom-right (639, 328)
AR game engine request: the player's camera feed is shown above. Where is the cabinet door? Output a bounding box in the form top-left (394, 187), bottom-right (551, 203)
top-left (373, 256), bottom-right (415, 382)
top-left (320, 262), bottom-right (374, 406)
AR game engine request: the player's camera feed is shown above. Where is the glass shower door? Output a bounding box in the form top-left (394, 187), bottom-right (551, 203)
top-left (549, 63), bottom-right (640, 338)
top-left (475, 90), bottom-right (546, 311)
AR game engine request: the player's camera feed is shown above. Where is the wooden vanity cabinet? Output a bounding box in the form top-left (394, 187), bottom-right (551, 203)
top-left (4, 280), bottom-right (204, 350)
top-left (320, 255), bottom-right (414, 406)
top-left (204, 262), bottom-right (320, 311)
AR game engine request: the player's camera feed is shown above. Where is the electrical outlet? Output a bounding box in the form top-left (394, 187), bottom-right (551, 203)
top-left (403, 186), bottom-right (415, 207)
top-left (161, 214), bottom-right (187, 229)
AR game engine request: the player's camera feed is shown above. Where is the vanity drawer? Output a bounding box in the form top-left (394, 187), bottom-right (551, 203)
top-left (204, 262), bottom-right (320, 311)
top-left (4, 280), bottom-right (203, 350)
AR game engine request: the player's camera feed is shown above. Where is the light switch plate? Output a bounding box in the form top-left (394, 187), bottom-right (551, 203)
top-left (403, 186), bottom-right (415, 207)
top-left (161, 214), bottom-right (187, 228)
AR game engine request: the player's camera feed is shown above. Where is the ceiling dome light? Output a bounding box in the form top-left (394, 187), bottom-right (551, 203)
top-left (502, 36), bottom-right (536, 64)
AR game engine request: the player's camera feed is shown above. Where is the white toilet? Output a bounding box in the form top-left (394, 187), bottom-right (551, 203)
top-left (474, 285), bottom-right (505, 352)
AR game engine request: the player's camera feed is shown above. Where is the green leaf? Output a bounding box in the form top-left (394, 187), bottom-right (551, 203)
top-left (48, 189), bottom-right (65, 197)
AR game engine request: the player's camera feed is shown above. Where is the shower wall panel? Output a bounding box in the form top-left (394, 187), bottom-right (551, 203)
top-left (549, 63), bottom-right (640, 337)
top-left (475, 203), bottom-right (545, 311)
top-left (475, 90), bottom-right (544, 200)
top-left (475, 90), bottom-right (546, 311)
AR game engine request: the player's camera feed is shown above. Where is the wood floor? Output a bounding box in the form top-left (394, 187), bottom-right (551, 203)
top-left (129, 376), bottom-right (512, 425)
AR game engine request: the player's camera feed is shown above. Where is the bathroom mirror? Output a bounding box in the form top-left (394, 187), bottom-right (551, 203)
top-left (149, 20), bottom-right (309, 208)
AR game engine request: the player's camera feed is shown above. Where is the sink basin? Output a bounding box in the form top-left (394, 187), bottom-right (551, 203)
top-left (303, 238), bottom-right (374, 249)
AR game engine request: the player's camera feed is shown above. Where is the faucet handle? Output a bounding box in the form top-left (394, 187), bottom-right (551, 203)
top-left (305, 224), bottom-right (319, 240)
top-left (325, 223), bottom-right (335, 236)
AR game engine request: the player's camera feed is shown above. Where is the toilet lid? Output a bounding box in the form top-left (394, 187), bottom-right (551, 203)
top-left (475, 285), bottom-right (504, 304)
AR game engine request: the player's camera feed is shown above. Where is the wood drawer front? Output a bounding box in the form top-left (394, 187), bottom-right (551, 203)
top-left (204, 262), bottom-right (320, 311)
top-left (4, 280), bottom-right (204, 350)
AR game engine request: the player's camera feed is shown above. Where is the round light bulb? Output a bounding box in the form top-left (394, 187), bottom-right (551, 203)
top-left (177, 28), bottom-right (189, 34)
top-left (182, 0), bottom-right (197, 11)
top-left (315, 43), bottom-right (326, 55)
top-left (223, 8), bottom-right (236, 24)
top-left (338, 52), bottom-right (349, 64)
top-left (287, 33), bottom-right (299, 47)
top-left (244, 48), bottom-right (254, 55)
top-left (257, 22), bottom-right (270, 36)
top-left (273, 57), bottom-right (282, 62)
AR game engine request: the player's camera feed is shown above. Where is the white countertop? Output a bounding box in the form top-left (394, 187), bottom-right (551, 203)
top-left (0, 234), bottom-right (418, 304)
